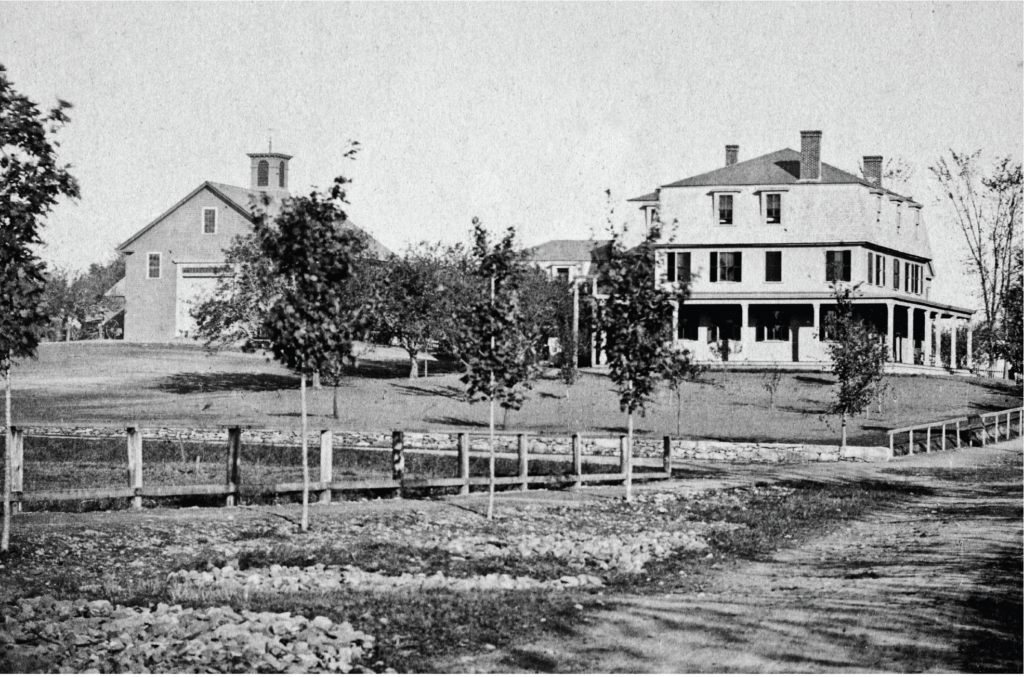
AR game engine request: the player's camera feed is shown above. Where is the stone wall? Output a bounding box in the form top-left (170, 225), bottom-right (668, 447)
top-left (20, 426), bottom-right (892, 463)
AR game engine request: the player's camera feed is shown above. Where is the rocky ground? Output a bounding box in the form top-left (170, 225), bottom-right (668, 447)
top-left (1, 440), bottom-right (1021, 673)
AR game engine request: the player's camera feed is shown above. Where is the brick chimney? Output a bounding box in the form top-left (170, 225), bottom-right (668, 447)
top-left (799, 130), bottom-right (822, 181)
top-left (725, 145), bottom-right (739, 166)
top-left (863, 155), bottom-right (883, 187)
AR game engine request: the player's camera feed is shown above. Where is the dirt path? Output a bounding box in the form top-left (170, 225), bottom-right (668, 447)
top-left (467, 441), bottom-right (1024, 673)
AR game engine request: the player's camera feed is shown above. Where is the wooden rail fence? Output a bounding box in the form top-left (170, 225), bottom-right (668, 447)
top-left (887, 405), bottom-right (1023, 457)
top-left (4, 427), bottom-right (672, 510)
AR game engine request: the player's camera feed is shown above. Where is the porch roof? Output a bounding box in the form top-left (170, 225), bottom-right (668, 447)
top-left (680, 291), bottom-right (973, 317)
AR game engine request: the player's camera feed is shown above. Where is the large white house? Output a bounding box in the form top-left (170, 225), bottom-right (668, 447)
top-left (629, 130), bottom-right (974, 372)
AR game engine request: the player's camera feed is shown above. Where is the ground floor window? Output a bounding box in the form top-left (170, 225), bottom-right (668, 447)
top-left (677, 311), bottom-right (698, 340)
top-left (756, 309), bottom-right (790, 341)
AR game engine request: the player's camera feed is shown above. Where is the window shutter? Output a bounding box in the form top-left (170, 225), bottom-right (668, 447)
top-left (681, 252), bottom-right (691, 282)
top-left (734, 252), bottom-right (742, 282)
top-left (868, 252), bottom-right (874, 284)
top-left (666, 253), bottom-right (676, 282)
top-left (825, 251), bottom-right (835, 281)
top-left (756, 324), bottom-right (764, 342)
top-left (905, 262), bottom-right (910, 292)
top-left (709, 252), bottom-right (718, 282)
top-left (841, 251), bottom-right (851, 281)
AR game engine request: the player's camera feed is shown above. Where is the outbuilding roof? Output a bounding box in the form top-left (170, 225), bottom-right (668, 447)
top-left (524, 239), bottom-right (611, 264)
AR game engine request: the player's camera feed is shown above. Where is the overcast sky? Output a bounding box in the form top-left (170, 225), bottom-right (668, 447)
top-left (1, 2), bottom-right (1020, 308)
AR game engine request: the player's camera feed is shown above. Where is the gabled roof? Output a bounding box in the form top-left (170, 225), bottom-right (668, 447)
top-left (117, 181), bottom-right (392, 260)
top-left (627, 191), bottom-right (659, 203)
top-left (632, 148), bottom-right (919, 205)
top-left (524, 239), bottom-right (611, 264)
top-left (117, 181), bottom-right (256, 252)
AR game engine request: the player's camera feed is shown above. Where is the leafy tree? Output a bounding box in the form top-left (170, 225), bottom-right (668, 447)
top-left (660, 346), bottom-right (705, 438)
top-left (371, 243), bottom-right (466, 379)
top-left (930, 151), bottom-right (1022, 372)
top-left (457, 219), bottom-right (543, 519)
top-left (254, 170), bottom-right (374, 532)
top-left (821, 284), bottom-right (889, 448)
top-left (1, 65), bottom-right (79, 551)
top-left (39, 254), bottom-right (125, 341)
top-left (759, 363), bottom-right (784, 412)
top-left (192, 233), bottom-right (284, 352)
top-left (602, 209), bottom-right (695, 501)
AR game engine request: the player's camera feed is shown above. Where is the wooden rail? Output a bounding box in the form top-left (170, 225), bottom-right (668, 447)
top-left (887, 405), bottom-right (1023, 456)
top-left (6, 426), bottom-right (672, 509)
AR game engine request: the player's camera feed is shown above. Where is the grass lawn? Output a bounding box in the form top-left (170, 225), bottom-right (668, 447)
top-left (8, 341), bottom-right (1022, 446)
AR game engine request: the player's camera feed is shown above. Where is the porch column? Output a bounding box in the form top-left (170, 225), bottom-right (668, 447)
top-left (923, 310), bottom-right (933, 366)
top-left (740, 302), bottom-right (752, 348)
top-left (950, 318), bottom-right (958, 370)
top-left (966, 320), bottom-right (973, 369)
top-left (905, 306), bottom-right (916, 364)
top-left (886, 302), bottom-right (895, 362)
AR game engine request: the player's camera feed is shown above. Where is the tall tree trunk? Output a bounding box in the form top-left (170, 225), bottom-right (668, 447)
top-left (332, 385), bottom-right (339, 420)
top-left (486, 274), bottom-right (496, 521)
top-left (408, 354), bottom-right (417, 379)
top-left (841, 412), bottom-right (847, 450)
top-left (487, 394), bottom-right (495, 520)
top-left (625, 412), bottom-right (634, 502)
top-left (65, 320), bottom-right (71, 342)
top-left (300, 373), bottom-right (309, 532)
top-left (2, 367), bottom-right (11, 552)
top-left (676, 391), bottom-right (682, 438)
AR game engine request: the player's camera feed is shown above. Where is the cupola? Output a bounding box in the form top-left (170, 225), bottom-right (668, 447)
top-left (247, 151), bottom-right (293, 193)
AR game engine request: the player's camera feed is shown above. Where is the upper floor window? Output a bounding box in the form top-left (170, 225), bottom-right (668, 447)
top-left (257, 160), bottom-right (269, 187)
top-left (765, 251), bottom-right (782, 282)
top-left (709, 251), bottom-right (742, 283)
top-left (765, 193), bottom-right (782, 224)
top-left (876, 255), bottom-right (886, 286)
top-left (905, 262), bottom-right (911, 293)
top-left (202, 208), bottom-right (217, 234)
top-left (868, 252), bottom-right (874, 285)
top-left (147, 253), bottom-right (161, 279)
top-left (825, 250), bottom-right (851, 282)
top-left (893, 257), bottom-right (900, 290)
top-left (665, 251), bottom-right (691, 283)
top-left (279, 161), bottom-right (286, 188)
top-left (718, 195), bottom-right (733, 225)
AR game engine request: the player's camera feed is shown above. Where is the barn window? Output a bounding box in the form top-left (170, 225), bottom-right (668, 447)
top-left (147, 253), bottom-right (161, 279)
top-left (279, 161), bottom-right (286, 188)
top-left (202, 208), bottom-right (217, 234)
top-left (257, 160), bottom-right (269, 187)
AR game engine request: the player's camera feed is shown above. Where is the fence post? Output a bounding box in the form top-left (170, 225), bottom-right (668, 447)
top-left (663, 436), bottom-right (672, 476)
top-left (956, 419), bottom-right (961, 448)
top-left (127, 427), bottom-right (143, 510)
top-left (926, 426), bottom-right (931, 454)
top-left (981, 418), bottom-right (988, 446)
top-left (572, 433), bottom-right (582, 491)
top-left (908, 429), bottom-right (914, 455)
top-left (458, 432), bottom-right (470, 496)
top-left (226, 427), bottom-right (241, 507)
top-left (517, 433), bottom-right (528, 492)
top-left (994, 415), bottom-right (1000, 442)
top-left (319, 430), bottom-right (332, 505)
top-left (619, 435), bottom-right (629, 482)
top-left (391, 430), bottom-right (405, 497)
top-left (889, 432), bottom-right (894, 457)
top-left (941, 423), bottom-right (946, 451)
top-left (9, 427), bottom-right (23, 514)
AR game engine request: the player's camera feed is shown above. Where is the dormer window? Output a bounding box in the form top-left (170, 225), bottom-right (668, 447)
top-left (718, 195), bottom-right (733, 225)
top-left (257, 160), bottom-right (269, 187)
top-left (279, 161), bottom-right (286, 188)
top-left (765, 193), bottom-right (782, 224)
top-left (202, 208), bottom-right (217, 234)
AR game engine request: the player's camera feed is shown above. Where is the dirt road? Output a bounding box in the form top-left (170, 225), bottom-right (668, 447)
top-left (469, 440), bottom-right (1024, 673)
